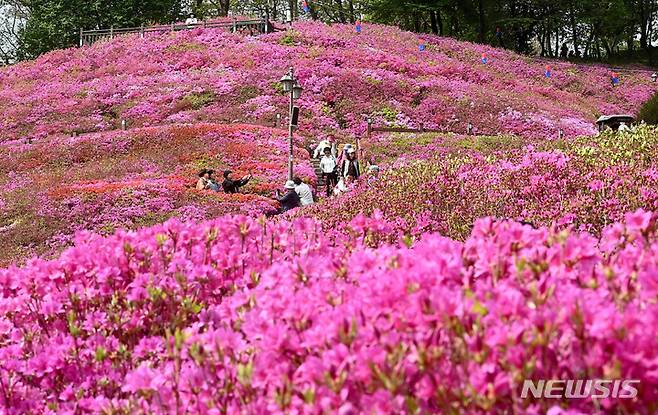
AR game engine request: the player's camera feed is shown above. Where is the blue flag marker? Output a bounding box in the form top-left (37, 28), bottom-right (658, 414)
top-left (419, 41), bottom-right (425, 51)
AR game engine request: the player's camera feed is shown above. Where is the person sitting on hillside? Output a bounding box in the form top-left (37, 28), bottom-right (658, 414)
top-left (618, 121), bottom-right (631, 132)
top-left (222, 170), bottom-right (252, 194)
top-left (274, 180), bottom-right (301, 212)
top-left (341, 148), bottom-right (360, 180)
top-left (207, 170), bottom-right (221, 192)
top-left (197, 169), bottom-right (221, 191)
top-left (293, 177), bottom-right (314, 206)
top-left (197, 169), bottom-right (211, 190)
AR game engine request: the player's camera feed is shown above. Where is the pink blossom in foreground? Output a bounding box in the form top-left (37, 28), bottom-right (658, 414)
top-left (0, 212), bottom-right (656, 413)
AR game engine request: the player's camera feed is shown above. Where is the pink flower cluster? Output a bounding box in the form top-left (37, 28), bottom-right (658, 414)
top-left (0, 212), bottom-right (656, 413)
top-left (306, 136), bottom-right (658, 240)
top-left (0, 123), bottom-right (313, 264)
top-left (0, 22), bottom-right (654, 143)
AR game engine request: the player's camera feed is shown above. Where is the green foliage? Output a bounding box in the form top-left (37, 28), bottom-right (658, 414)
top-left (237, 85), bottom-right (260, 103)
top-left (568, 124), bottom-right (658, 166)
top-left (366, 133), bottom-right (441, 163)
top-left (453, 134), bottom-right (525, 153)
top-left (374, 106), bottom-right (398, 123)
top-left (638, 92), bottom-right (658, 125)
top-left (279, 30), bottom-right (299, 46)
top-left (17, 0), bottom-right (186, 59)
top-left (166, 42), bottom-right (207, 53)
top-left (181, 91), bottom-right (216, 110)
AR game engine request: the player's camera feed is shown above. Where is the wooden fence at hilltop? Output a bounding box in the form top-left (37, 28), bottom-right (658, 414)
top-left (80, 17), bottom-right (274, 47)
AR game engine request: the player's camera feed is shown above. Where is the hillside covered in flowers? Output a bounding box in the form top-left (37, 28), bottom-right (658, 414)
top-left (0, 21), bottom-right (655, 144)
top-left (0, 21), bottom-right (657, 414)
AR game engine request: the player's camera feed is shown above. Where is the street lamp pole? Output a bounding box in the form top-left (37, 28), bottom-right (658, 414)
top-left (287, 68), bottom-right (294, 180)
top-left (280, 67), bottom-right (303, 181)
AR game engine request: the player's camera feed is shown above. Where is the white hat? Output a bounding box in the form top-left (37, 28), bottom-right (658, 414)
top-left (368, 165), bottom-right (379, 172)
top-left (347, 147), bottom-right (356, 154)
top-left (284, 180), bottom-right (296, 189)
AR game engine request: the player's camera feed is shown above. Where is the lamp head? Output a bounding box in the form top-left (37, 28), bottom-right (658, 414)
top-left (280, 73), bottom-right (293, 92)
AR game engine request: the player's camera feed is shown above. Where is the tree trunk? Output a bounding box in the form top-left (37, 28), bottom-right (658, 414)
top-left (640, 0), bottom-right (649, 50)
top-left (569, 4), bottom-right (579, 54)
top-left (477, 0), bottom-right (485, 43)
top-left (584, 27), bottom-right (595, 58)
top-left (348, 0), bottom-right (355, 23)
top-left (555, 28), bottom-right (560, 58)
top-left (335, 0), bottom-right (346, 23)
top-left (429, 10), bottom-right (439, 35)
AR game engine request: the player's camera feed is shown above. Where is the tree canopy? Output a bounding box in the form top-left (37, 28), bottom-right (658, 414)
top-left (1, 0), bottom-right (657, 64)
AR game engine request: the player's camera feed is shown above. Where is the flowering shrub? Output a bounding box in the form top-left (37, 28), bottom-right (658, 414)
top-left (0, 22), bottom-right (654, 144)
top-left (1, 20), bottom-right (658, 414)
top-left (0, 123), bottom-right (313, 264)
top-left (0, 212), bottom-right (656, 413)
top-left (305, 126), bottom-right (658, 240)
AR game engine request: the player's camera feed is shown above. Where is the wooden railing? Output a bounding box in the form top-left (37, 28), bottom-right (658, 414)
top-left (80, 17), bottom-right (272, 47)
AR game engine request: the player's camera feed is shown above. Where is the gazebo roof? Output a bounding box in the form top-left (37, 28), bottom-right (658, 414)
top-left (596, 114), bottom-right (635, 124)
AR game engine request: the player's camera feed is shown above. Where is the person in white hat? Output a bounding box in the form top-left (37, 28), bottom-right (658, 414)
top-left (274, 180), bottom-right (301, 213)
top-left (367, 164), bottom-right (379, 186)
top-left (340, 147), bottom-right (360, 180)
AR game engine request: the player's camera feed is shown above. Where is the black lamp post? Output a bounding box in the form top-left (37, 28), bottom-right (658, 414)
top-left (280, 68), bottom-right (303, 180)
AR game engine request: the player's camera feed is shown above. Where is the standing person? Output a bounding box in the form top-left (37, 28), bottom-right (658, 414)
top-left (274, 180), bottom-right (301, 212)
top-left (222, 170), bottom-right (252, 194)
top-left (341, 148), bottom-right (360, 180)
top-left (560, 43), bottom-right (568, 59)
top-left (313, 139), bottom-right (331, 159)
top-left (320, 147), bottom-right (338, 197)
top-left (293, 177), bottom-right (314, 206)
top-left (337, 143), bottom-right (353, 166)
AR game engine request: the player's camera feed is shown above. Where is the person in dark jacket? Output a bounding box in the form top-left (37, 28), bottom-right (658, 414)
top-left (341, 148), bottom-right (360, 179)
top-left (222, 170), bottom-right (252, 194)
top-left (274, 180), bottom-right (301, 213)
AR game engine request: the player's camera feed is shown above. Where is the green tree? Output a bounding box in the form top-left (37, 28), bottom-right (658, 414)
top-left (17, 0), bottom-right (185, 60)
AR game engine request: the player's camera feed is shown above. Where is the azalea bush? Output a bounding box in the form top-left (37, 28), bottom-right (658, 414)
top-left (0, 22), bottom-right (654, 144)
top-left (305, 126), bottom-right (658, 240)
top-left (0, 123), bottom-right (313, 264)
top-left (0, 212), bottom-right (656, 413)
top-left (1, 19), bottom-right (658, 415)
